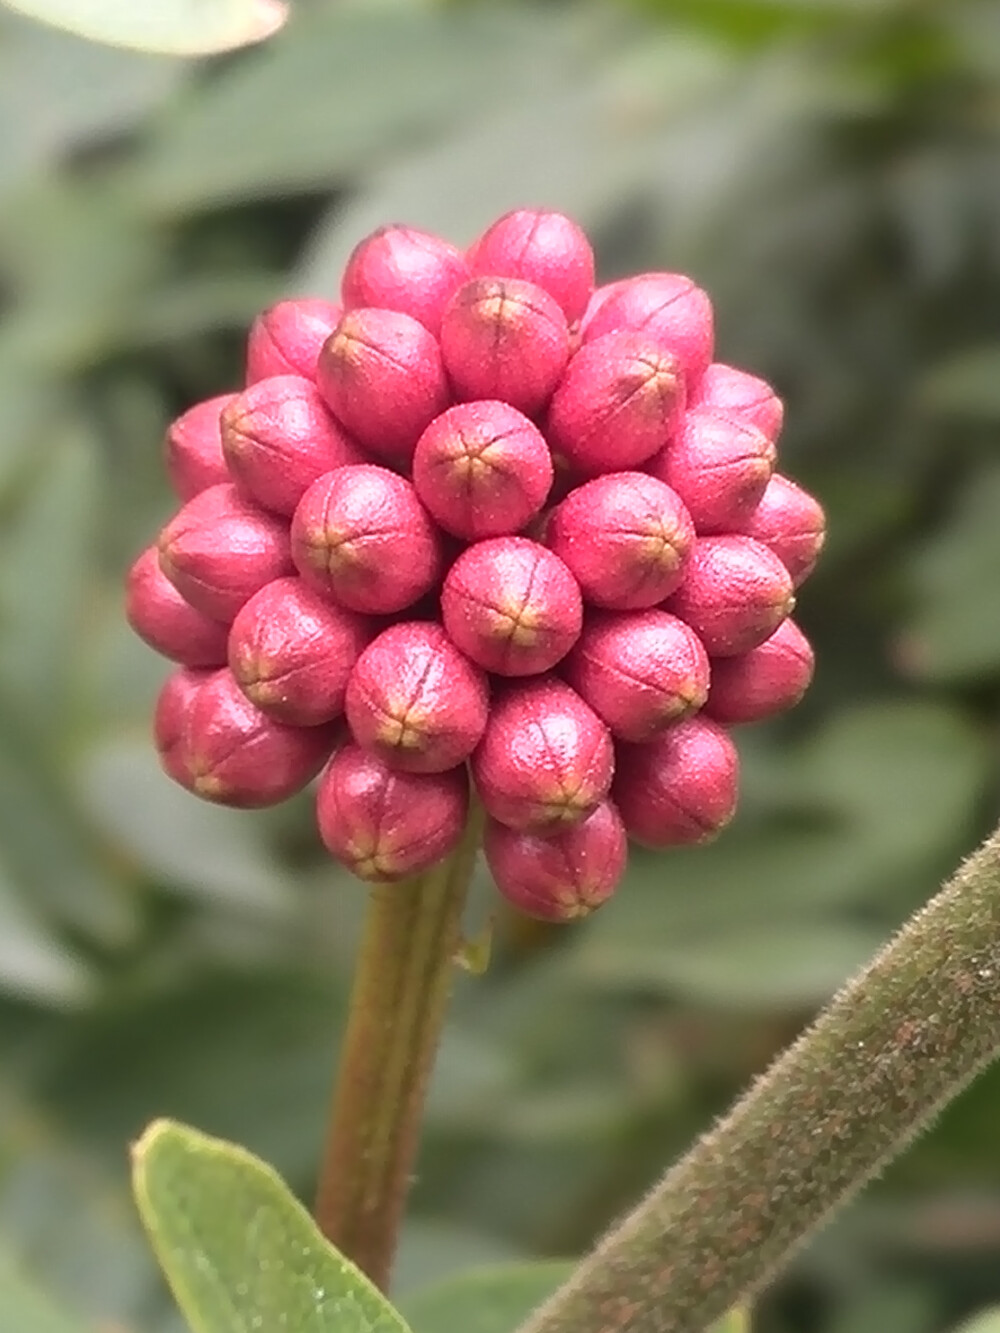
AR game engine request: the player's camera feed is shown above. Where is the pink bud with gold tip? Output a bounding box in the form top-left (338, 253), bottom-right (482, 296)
top-left (341, 225), bottom-right (469, 335)
top-left (165, 394), bottom-right (234, 501)
top-left (441, 537), bottom-right (582, 676)
top-left (127, 546), bottom-right (229, 667)
top-left (158, 484), bottom-right (293, 624)
top-left (315, 308), bottom-right (450, 467)
top-left (221, 375), bottom-right (367, 517)
top-left (154, 667), bottom-right (210, 787)
top-left (291, 464), bottom-right (443, 615)
top-left (688, 362), bottom-right (783, 442)
top-left (734, 474), bottom-right (826, 588)
top-left (316, 742), bottom-right (468, 881)
top-left (704, 618), bottom-right (815, 725)
top-left (345, 621), bottom-right (489, 773)
top-left (562, 609), bottom-right (709, 742)
top-left (664, 534), bottom-right (794, 657)
top-left (472, 678), bottom-right (613, 831)
top-left (485, 799), bottom-right (627, 921)
top-left (156, 668), bottom-right (334, 808)
top-left (246, 299), bottom-right (342, 384)
top-left (647, 407), bottom-right (775, 534)
top-left (613, 715), bottom-right (739, 847)
top-left (581, 273), bottom-right (714, 387)
top-left (228, 576), bottom-right (374, 727)
top-left (412, 401), bottom-right (552, 541)
top-left (468, 208), bottom-right (595, 325)
top-left (440, 277), bottom-right (570, 415)
top-left (547, 331), bottom-right (685, 476)
top-left (546, 472), bottom-right (694, 609)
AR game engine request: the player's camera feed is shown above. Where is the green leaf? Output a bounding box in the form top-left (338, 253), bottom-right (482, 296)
top-left (132, 1119), bottom-right (412, 1333)
top-left (0, 1246), bottom-right (92, 1333)
top-left (951, 1312), bottom-right (1000, 1333)
top-left (0, 0), bottom-right (287, 55)
top-left (400, 1261), bottom-right (574, 1333)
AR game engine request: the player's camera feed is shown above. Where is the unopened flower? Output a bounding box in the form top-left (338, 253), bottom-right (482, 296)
top-left (689, 362), bottom-right (783, 441)
top-left (580, 272), bottom-right (714, 387)
top-left (127, 546), bottom-right (229, 667)
top-left (704, 618), bottom-right (815, 725)
top-left (468, 208), bottom-right (595, 325)
top-left (341, 224), bottom-right (469, 334)
top-left (664, 534), bottom-right (794, 656)
top-left (484, 799), bottom-right (627, 921)
top-left (246, 298), bottom-right (342, 383)
top-left (648, 407), bottom-right (775, 534)
top-left (734, 473), bottom-right (826, 587)
top-left (165, 394), bottom-right (234, 500)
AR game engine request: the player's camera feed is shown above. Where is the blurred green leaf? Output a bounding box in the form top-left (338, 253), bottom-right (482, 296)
top-left (133, 1119), bottom-right (410, 1333)
top-left (0, 0), bottom-right (287, 55)
top-left (400, 1261), bottom-right (574, 1333)
top-left (0, 1247), bottom-right (91, 1333)
top-left (951, 1311), bottom-right (1000, 1333)
top-left (918, 346), bottom-right (1000, 420)
top-left (0, 868), bottom-right (90, 1007)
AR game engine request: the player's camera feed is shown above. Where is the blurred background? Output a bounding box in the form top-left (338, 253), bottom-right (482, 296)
top-left (1, 0), bottom-right (1000, 1329)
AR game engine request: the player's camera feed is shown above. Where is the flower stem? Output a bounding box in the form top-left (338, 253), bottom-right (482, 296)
top-left (314, 807), bottom-right (482, 1290)
top-left (516, 822), bottom-right (1000, 1333)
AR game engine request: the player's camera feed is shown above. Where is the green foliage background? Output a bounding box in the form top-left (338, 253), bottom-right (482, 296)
top-left (2, 0), bottom-right (1000, 1329)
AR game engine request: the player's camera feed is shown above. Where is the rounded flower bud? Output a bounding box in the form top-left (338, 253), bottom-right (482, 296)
top-left (546, 472), bottom-right (694, 609)
top-left (613, 715), bottom-right (739, 847)
top-left (412, 401), bottom-right (552, 541)
top-left (291, 464), bottom-right (443, 615)
top-left (246, 298), bottom-right (342, 383)
top-left (154, 667), bottom-right (211, 787)
top-left (580, 272), bottom-right (714, 387)
top-left (579, 279), bottom-right (628, 338)
top-left (734, 474), bottom-right (825, 588)
top-left (562, 609), bottom-right (709, 742)
top-left (441, 537), bottom-right (582, 676)
top-left (688, 362), bottom-right (783, 441)
top-left (704, 618), bottom-right (814, 726)
top-left (158, 484), bottom-right (293, 624)
top-left (341, 225), bottom-right (469, 335)
top-left (315, 308), bottom-right (450, 467)
top-left (316, 742), bottom-right (468, 881)
top-left (228, 576), bottom-right (374, 726)
top-left (647, 407), bottom-right (775, 534)
top-left (472, 678), bottom-right (613, 831)
top-left (547, 331), bottom-right (685, 476)
top-left (485, 799), bottom-right (627, 922)
top-left (126, 546), bottom-right (229, 667)
top-left (156, 668), bottom-right (334, 808)
top-left (468, 208), bottom-right (595, 325)
top-left (663, 534), bottom-right (794, 657)
top-left (345, 621), bottom-right (489, 773)
top-left (165, 394), bottom-right (234, 501)
top-left (221, 375), bottom-right (367, 517)
top-left (440, 277), bottom-right (570, 415)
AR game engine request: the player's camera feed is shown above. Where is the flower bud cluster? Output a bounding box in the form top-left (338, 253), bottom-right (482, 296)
top-left (128, 210), bottom-right (824, 923)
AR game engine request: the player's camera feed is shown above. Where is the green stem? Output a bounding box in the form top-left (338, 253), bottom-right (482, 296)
top-left (517, 822), bottom-right (1000, 1333)
top-left (314, 809), bottom-right (482, 1290)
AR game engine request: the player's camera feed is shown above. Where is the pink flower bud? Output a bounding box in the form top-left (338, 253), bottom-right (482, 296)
top-left (688, 362), bottom-right (783, 441)
top-left (547, 331), bottom-right (685, 476)
top-left (316, 742), bottom-right (468, 881)
top-left (345, 621), bottom-right (489, 773)
top-left (154, 667), bottom-right (211, 787)
top-left (156, 668), bottom-right (334, 808)
top-left (158, 484), bottom-right (293, 624)
top-left (562, 609), bottom-right (709, 742)
top-left (663, 535), bottom-right (794, 657)
top-left (245, 299), bottom-right (342, 384)
top-left (341, 225), bottom-right (470, 335)
top-left (228, 576), bottom-right (374, 726)
top-left (545, 472), bottom-right (694, 610)
top-left (165, 394), bottom-right (234, 501)
top-left (468, 209), bottom-right (595, 325)
top-left (441, 537), bottom-right (582, 676)
top-left (485, 799), bottom-right (627, 921)
top-left (126, 546), bottom-right (229, 667)
top-left (647, 407), bottom-right (775, 535)
top-left (290, 464), bottom-right (443, 614)
top-left (440, 277), bottom-right (570, 415)
top-left (704, 618), bottom-right (814, 725)
top-left (315, 308), bottom-right (450, 467)
top-left (579, 279), bottom-right (629, 338)
top-left (581, 273), bottom-right (714, 386)
top-left (734, 474), bottom-right (825, 588)
top-left (220, 374), bottom-right (367, 517)
top-left (472, 678), bottom-right (613, 831)
top-left (613, 715), bottom-right (739, 847)
top-left (412, 401), bottom-right (552, 541)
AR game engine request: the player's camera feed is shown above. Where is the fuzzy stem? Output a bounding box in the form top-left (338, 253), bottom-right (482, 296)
top-left (517, 823), bottom-right (1000, 1333)
top-left (314, 808), bottom-right (482, 1290)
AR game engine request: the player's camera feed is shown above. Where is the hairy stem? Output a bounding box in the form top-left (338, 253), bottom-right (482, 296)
top-left (517, 823), bottom-right (1000, 1333)
top-left (314, 809), bottom-right (482, 1290)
